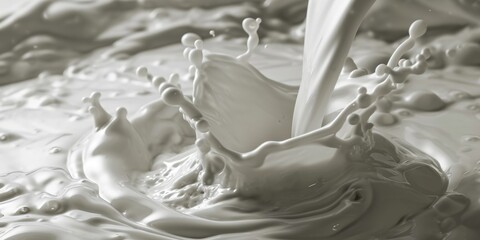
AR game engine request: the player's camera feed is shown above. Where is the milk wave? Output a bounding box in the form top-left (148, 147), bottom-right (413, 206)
top-left (0, 1), bottom-right (479, 240)
top-left (62, 18), bottom-right (466, 239)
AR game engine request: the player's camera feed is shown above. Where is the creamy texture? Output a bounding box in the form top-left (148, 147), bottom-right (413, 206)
top-left (0, 0), bottom-right (480, 240)
top-left (0, 0), bottom-right (264, 85)
top-left (65, 24), bottom-right (452, 239)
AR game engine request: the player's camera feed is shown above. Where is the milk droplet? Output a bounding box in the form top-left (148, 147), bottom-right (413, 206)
top-left (195, 139), bottom-right (210, 154)
top-left (409, 20), bottom-right (427, 39)
top-left (357, 92), bottom-right (371, 108)
top-left (332, 224), bottom-right (340, 231)
top-left (399, 59), bottom-right (412, 67)
top-left (152, 76), bottom-right (166, 88)
top-left (183, 48), bottom-right (191, 59)
top-left (374, 113), bottom-right (397, 126)
top-left (421, 48), bottom-right (432, 59)
top-left (0, 134), bottom-right (7, 141)
top-left (195, 119), bottom-right (210, 133)
top-left (375, 64), bottom-right (388, 75)
top-left (169, 73), bottom-right (180, 85)
top-left (237, 18), bottom-right (262, 61)
top-left (116, 107), bottom-right (128, 119)
top-left (16, 206), bottom-right (30, 215)
top-left (49, 147), bottom-right (62, 154)
top-left (348, 114), bottom-right (360, 125)
top-left (357, 87), bottom-right (367, 95)
top-left (194, 40), bottom-right (203, 50)
top-left (41, 200), bottom-right (61, 213)
top-left (162, 87), bottom-right (184, 106)
top-left (446, 48), bottom-right (457, 58)
top-left (189, 48), bottom-right (203, 69)
top-left (181, 33), bottom-right (201, 47)
top-left (404, 91), bottom-right (446, 111)
top-left (158, 82), bottom-right (175, 94)
top-left (84, 92), bottom-right (111, 129)
top-left (243, 18), bottom-right (261, 34)
top-left (209, 30), bottom-right (216, 37)
top-left (136, 66), bottom-right (149, 78)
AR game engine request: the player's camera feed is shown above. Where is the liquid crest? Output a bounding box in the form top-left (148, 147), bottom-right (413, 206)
top-left (62, 18), bottom-right (463, 239)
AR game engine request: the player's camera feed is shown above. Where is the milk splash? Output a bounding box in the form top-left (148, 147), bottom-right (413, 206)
top-left (61, 15), bottom-right (469, 239)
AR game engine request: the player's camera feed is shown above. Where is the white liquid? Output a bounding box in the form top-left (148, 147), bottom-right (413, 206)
top-left (292, 0), bottom-right (375, 136)
top-left (0, 1), bottom-right (479, 239)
